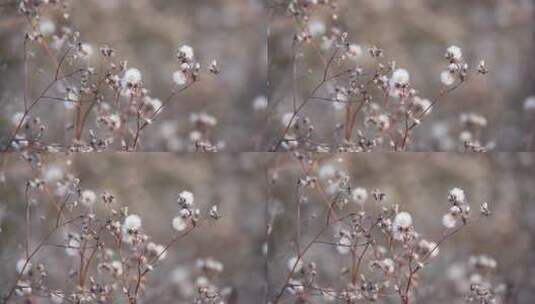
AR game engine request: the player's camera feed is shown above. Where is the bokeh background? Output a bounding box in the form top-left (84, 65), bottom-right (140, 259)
top-left (267, 153), bottom-right (535, 303)
top-left (0, 153), bottom-right (270, 303)
top-left (1, 153), bottom-right (534, 303)
top-left (0, 0), bottom-right (267, 151)
top-left (2, 0), bottom-right (534, 151)
top-left (267, 0), bottom-right (535, 151)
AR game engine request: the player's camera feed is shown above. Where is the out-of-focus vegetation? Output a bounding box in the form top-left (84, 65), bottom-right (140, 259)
top-left (267, 153), bottom-right (535, 303)
top-left (267, 0), bottom-right (534, 151)
top-left (0, 153), bottom-right (269, 303)
top-left (1, 153), bottom-right (534, 303)
top-left (0, 0), bottom-right (266, 151)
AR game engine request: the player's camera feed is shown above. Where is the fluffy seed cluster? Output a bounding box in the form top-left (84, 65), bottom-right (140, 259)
top-left (442, 187), bottom-right (474, 229)
top-left (172, 190), bottom-right (200, 232)
top-left (270, 1), bottom-right (489, 152)
top-left (4, 155), bottom-right (224, 303)
top-left (2, 1), bottom-right (221, 153)
top-left (270, 153), bottom-right (498, 304)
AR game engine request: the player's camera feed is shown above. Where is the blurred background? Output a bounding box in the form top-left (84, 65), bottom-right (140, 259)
top-left (0, 153), bottom-right (534, 302)
top-left (267, 153), bottom-right (535, 303)
top-left (0, 0), bottom-right (267, 151)
top-left (0, 153), bottom-right (270, 303)
top-left (2, 0), bottom-right (533, 151)
top-left (267, 0), bottom-right (535, 151)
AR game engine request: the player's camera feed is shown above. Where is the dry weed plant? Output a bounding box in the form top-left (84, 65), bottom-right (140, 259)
top-left (0, 1), bottom-right (526, 304)
top-left (0, 1), bottom-right (533, 151)
top-left (265, 153), bottom-right (504, 303)
top-left (267, 0), bottom-right (494, 152)
top-left (1, 0), bottom-right (221, 152)
top-left (0, 153), bottom-right (526, 304)
top-left (1, 153), bottom-right (227, 304)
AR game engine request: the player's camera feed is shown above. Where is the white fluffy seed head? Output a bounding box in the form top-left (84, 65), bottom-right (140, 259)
top-left (524, 96), bottom-right (535, 112)
top-left (39, 19), bottom-right (56, 36)
top-left (448, 187), bottom-right (466, 204)
top-left (441, 70), bottom-right (455, 86)
top-left (393, 212), bottom-right (413, 229)
top-left (419, 239), bottom-right (439, 258)
top-left (173, 70), bottom-right (187, 85)
top-left (43, 165), bottom-right (63, 182)
top-left (253, 95), bottom-right (268, 111)
top-left (347, 44), bottom-right (363, 60)
top-left (111, 260), bottom-right (123, 276)
top-left (65, 234), bottom-right (80, 256)
top-left (307, 19), bottom-right (326, 37)
top-left (123, 214), bottom-right (142, 232)
top-left (172, 216), bottom-right (187, 232)
top-left (281, 112), bottom-right (295, 127)
top-left (16, 258), bottom-right (31, 275)
top-left (177, 191), bottom-right (194, 206)
top-left (108, 114), bottom-right (122, 131)
top-left (381, 258), bottom-right (395, 274)
top-left (336, 235), bottom-right (352, 255)
top-left (143, 96), bottom-right (162, 112)
top-left (412, 97), bottom-right (433, 114)
top-left (287, 256), bottom-right (303, 272)
top-left (391, 68), bottom-right (410, 85)
top-left (123, 68), bottom-right (142, 85)
top-left (318, 164), bottom-right (336, 180)
top-left (469, 255), bottom-right (497, 269)
top-left (446, 45), bottom-right (463, 61)
top-left (80, 190), bottom-right (96, 208)
top-left (377, 114), bottom-right (391, 131)
top-left (178, 45), bottom-right (194, 61)
top-left (442, 213), bottom-right (457, 229)
top-left (79, 43), bottom-right (94, 59)
top-left (148, 242), bottom-right (167, 260)
top-left (11, 112), bottom-right (25, 126)
top-left (351, 187), bottom-right (368, 205)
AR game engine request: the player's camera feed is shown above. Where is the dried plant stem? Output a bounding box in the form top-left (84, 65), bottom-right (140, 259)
top-left (272, 211), bottom-right (355, 303)
top-left (3, 69), bottom-right (84, 152)
top-left (3, 216), bottom-right (83, 303)
top-left (401, 79), bottom-right (466, 150)
top-left (131, 81), bottom-right (196, 150)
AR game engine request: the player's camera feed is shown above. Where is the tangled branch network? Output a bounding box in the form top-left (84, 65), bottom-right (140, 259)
top-left (1, 0), bottom-right (221, 152)
top-left (268, 0), bottom-right (492, 152)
